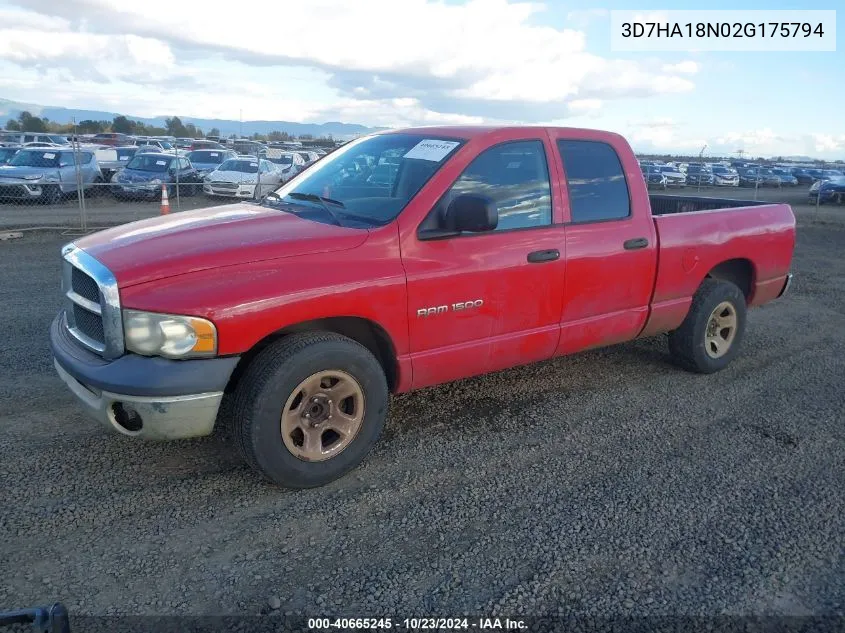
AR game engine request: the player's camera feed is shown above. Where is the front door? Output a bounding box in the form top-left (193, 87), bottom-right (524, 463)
top-left (400, 135), bottom-right (567, 389)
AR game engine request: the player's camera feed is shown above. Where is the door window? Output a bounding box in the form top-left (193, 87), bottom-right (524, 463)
top-left (557, 140), bottom-right (630, 223)
top-left (441, 140), bottom-right (552, 232)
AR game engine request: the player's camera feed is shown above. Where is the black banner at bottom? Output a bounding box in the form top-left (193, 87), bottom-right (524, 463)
top-left (10, 615), bottom-right (841, 633)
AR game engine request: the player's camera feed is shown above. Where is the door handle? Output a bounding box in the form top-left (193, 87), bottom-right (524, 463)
top-left (623, 237), bottom-right (649, 250)
top-left (527, 249), bottom-right (560, 263)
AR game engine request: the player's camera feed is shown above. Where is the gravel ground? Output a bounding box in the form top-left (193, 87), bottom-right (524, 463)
top-left (0, 210), bottom-right (843, 628)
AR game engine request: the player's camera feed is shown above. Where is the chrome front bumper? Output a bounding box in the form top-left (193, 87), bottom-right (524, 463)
top-left (55, 360), bottom-right (223, 440)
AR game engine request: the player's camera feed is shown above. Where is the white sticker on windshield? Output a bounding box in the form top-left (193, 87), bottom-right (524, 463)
top-left (403, 139), bottom-right (460, 162)
top-left (210, 153), bottom-right (219, 157)
top-left (43, 152), bottom-right (56, 159)
top-left (506, 161), bottom-right (521, 169)
top-left (250, 162), bottom-right (258, 167)
top-left (156, 160), bottom-right (166, 166)
top-left (119, 156), bottom-right (129, 160)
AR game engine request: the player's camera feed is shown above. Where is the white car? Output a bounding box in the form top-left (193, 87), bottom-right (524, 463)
top-left (203, 157), bottom-right (283, 198)
top-left (264, 149), bottom-right (307, 182)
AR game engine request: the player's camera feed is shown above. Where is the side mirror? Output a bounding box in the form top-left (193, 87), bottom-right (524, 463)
top-left (445, 193), bottom-right (498, 233)
top-left (418, 193), bottom-right (498, 240)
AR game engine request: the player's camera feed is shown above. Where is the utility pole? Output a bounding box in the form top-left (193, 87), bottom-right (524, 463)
top-left (239, 109), bottom-right (243, 139)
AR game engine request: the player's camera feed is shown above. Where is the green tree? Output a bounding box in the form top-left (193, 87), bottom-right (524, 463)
top-left (77, 120), bottom-right (107, 134)
top-left (17, 111), bottom-right (48, 132)
top-left (165, 116), bottom-right (189, 137)
top-left (5, 119), bottom-right (21, 131)
top-left (208, 127), bottom-right (221, 137)
top-left (267, 130), bottom-right (291, 141)
top-left (112, 115), bottom-right (134, 134)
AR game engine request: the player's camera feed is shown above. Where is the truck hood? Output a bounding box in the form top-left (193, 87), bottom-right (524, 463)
top-left (74, 202), bottom-right (369, 287)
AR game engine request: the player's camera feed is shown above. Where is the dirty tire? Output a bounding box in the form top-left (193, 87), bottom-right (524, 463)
top-left (668, 278), bottom-right (747, 374)
top-left (232, 332), bottom-right (389, 488)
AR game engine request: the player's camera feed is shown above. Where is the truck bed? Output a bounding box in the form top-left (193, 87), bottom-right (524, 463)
top-left (639, 196), bottom-right (796, 338)
top-left (649, 194), bottom-right (769, 216)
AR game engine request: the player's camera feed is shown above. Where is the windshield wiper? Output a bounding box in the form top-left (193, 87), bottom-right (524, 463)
top-left (285, 192), bottom-right (345, 226)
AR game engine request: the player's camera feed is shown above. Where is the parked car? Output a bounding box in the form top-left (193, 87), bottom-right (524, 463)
top-left (0, 148), bottom-right (102, 203)
top-left (0, 132), bottom-right (70, 146)
top-left (793, 168), bottom-right (818, 185)
top-left (110, 152), bottom-right (202, 199)
top-left (738, 167), bottom-right (781, 187)
top-left (264, 149), bottom-right (307, 181)
top-left (809, 176), bottom-right (845, 204)
top-left (186, 149), bottom-right (238, 177)
top-left (134, 139), bottom-right (174, 152)
top-left (203, 158), bottom-right (283, 198)
top-left (0, 147), bottom-right (20, 165)
top-left (91, 133), bottom-right (132, 147)
top-left (296, 151), bottom-right (321, 166)
top-left (95, 146), bottom-right (139, 181)
top-left (686, 164), bottom-right (714, 186)
top-left (654, 165), bottom-right (687, 187)
top-left (50, 126), bottom-right (795, 489)
top-left (710, 165), bottom-right (739, 187)
top-left (175, 138), bottom-right (194, 149)
top-left (189, 139), bottom-right (225, 151)
top-left (771, 168), bottom-right (798, 186)
top-left (232, 139), bottom-right (265, 155)
top-left (641, 166), bottom-right (668, 189)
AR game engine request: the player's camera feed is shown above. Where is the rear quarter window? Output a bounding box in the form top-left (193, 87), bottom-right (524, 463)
top-left (557, 140), bottom-right (631, 223)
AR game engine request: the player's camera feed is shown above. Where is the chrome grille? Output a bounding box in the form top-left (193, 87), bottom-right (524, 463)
top-left (73, 303), bottom-right (105, 343)
top-left (71, 267), bottom-right (100, 303)
top-left (61, 243), bottom-right (124, 359)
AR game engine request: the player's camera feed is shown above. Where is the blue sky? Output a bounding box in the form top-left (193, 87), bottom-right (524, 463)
top-left (0, 0), bottom-right (841, 158)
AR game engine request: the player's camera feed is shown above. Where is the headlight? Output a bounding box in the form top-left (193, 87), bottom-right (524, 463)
top-left (123, 310), bottom-right (217, 358)
top-left (110, 171), bottom-right (121, 183)
top-left (23, 174), bottom-right (43, 180)
top-left (149, 178), bottom-right (162, 186)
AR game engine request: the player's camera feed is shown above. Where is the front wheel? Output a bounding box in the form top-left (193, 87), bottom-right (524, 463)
top-left (231, 332), bottom-right (389, 488)
top-left (668, 279), bottom-right (747, 374)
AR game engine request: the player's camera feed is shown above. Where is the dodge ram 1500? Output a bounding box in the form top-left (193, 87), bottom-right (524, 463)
top-left (50, 126), bottom-right (795, 488)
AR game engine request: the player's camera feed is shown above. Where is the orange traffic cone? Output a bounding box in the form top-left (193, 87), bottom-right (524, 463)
top-left (160, 184), bottom-right (170, 215)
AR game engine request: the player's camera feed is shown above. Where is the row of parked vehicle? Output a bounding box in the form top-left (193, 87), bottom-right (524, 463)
top-left (0, 142), bottom-right (330, 204)
top-left (639, 159), bottom-right (844, 191)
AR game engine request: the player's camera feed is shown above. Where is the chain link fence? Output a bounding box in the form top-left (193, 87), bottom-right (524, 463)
top-left (0, 143), bottom-right (841, 233)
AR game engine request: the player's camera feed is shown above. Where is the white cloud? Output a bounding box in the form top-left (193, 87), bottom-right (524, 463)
top-left (565, 8), bottom-right (609, 28)
top-left (810, 134), bottom-right (845, 153)
top-left (0, 0), bottom-right (699, 122)
top-left (567, 99), bottom-right (603, 114)
top-left (661, 61), bottom-right (699, 74)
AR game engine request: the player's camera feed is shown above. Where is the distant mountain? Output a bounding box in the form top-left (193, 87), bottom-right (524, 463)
top-left (0, 98), bottom-right (380, 139)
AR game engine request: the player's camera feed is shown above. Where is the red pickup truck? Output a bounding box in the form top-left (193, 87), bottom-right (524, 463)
top-left (51, 126), bottom-right (795, 488)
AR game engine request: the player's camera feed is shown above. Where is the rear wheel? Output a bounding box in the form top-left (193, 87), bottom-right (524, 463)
top-left (232, 332), bottom-right (389, 488)
top-left (668, 279), bottom-right (747, 374)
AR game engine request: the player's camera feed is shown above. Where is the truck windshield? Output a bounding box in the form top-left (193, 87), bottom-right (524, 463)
top-left (9, 150), bottom-right (61, 168)
top-left (268, 133), bottom-right (465, 226)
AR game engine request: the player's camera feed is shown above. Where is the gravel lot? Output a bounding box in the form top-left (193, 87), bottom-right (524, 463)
top-left (1, 206), bottom-right (843, 627)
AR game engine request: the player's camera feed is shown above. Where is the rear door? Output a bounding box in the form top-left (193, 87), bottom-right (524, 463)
top-left (400, 133), bottom-right (567, 388)
top-left (547, 132), bottom-right (658, 354)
